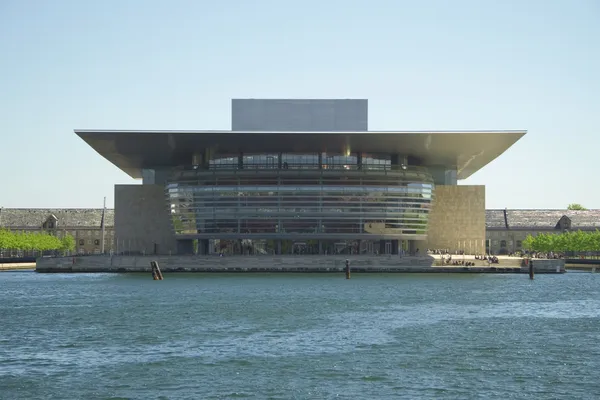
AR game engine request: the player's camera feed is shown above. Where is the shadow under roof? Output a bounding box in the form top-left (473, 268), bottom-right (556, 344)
top-left (75, 130), bottom-right (526, 180)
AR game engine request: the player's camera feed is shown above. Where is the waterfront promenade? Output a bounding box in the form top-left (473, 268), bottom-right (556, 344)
top-left (0, 262), bottom-right (35, 271)
top-left (429, 254), bottom-right (523, 265)
top-left (35, 254), bottom-right (565, 274)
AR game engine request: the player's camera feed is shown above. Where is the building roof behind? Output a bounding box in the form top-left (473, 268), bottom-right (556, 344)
top-left (4, 208), bottom-right (597, 230)
top-left (486, 209), bottom-right (600, 229)
top-left (486, 210), bottom-right (507, 228)
top-left (0, 209), bottom-right (114, 228)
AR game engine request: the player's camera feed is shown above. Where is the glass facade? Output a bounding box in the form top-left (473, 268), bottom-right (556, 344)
top-left (207, 153), bottom-right (394, 171)
top-left (167, 153), bottom-right (434, 241)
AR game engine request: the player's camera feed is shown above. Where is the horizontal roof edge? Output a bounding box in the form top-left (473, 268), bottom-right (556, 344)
top-left (75, 129), bottom-right (527, 134)
top-left (75, 129), bottom-right (526, 180)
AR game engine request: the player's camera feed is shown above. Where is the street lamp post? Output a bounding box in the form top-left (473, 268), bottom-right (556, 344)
top-left (101, 197), bottom-right (106, 254)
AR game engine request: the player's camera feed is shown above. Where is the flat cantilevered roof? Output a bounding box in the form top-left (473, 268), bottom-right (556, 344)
top-left (75, 130), bottom-right (526, 180)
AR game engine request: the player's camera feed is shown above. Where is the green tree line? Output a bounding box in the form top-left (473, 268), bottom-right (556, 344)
top-left (522, 230), bottom-right (600, 253)
top-left (0, 229), bottom-right (75, 252)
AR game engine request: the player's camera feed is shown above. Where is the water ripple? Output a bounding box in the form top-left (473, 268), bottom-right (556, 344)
top-left (0, 272), bottom-right (598, 399)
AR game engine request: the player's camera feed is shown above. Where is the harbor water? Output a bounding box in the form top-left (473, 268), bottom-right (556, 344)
top-left (0, 271), bottom-right (599, 399)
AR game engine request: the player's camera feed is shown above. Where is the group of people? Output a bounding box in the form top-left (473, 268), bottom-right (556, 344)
top-left (475, 254), bottom-right (500, 264)
top-left (447, 259), bottom-right (476, 266)
top-left (438, 254), bottom-right (500, 266)
top-left (428, 249), bottom-right (451, 255)
top-left (427, 248), bottom-right (467, 255)
top-left (523, 251), bottom-right (563, 259)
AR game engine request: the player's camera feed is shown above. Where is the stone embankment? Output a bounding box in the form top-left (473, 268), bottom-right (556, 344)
top-left (35, 255), bottom-right (565, 274)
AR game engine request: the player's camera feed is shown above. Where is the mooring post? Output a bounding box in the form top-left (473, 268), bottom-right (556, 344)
top-left (528, 259), bottom-right (534, 280)
top-left (151, 261), bottom-right (164, 280)
top-left (151, 261), bottom-right (158, 280)
top-left (345, 259), bottom-right (351, 279)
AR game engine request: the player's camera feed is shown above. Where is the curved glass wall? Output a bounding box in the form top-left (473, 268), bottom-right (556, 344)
top-left (166, 165), bottom-right (434, 239)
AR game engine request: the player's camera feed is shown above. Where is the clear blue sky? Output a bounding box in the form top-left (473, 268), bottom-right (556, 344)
top-left (1, 0), bottom-right (598, 209)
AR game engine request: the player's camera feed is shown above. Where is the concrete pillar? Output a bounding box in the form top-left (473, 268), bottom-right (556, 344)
top-left (391, 239), bottom-right (399, 255)
top-left (192, 152), bottom-right (203, 167)
top-left (318, 240), bottom-right (323, 255)
top-left (141, 169), bottom-right (156, 185)
top-left (237, 192), bottom-right (241, 234)
top-left (379, 240), bottom-right (386, 255)
top-left (409, 240), bottom-right (418, 255)
top-left (238, 152), bottom-right (243, 169)
top-left (390, 154), bottom-right (408, 168)
top-left (276, 240), bottom-right (282, 255)
top-left (177, 239), bottom-right (194, 255)
top-left (204, 148), bottom-right (211, 169)
top-left (199, 239), bottom-right (209, 255)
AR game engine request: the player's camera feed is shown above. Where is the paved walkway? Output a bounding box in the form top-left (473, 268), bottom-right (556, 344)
top-left (429, 254), bottom-right (523, 267)
top-left (0, 263), bottom-right (36, 271)
top-left (429, 254), bottom-right (522, 260)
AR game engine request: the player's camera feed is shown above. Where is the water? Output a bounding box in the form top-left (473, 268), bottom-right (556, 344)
top-left (1, 271), bottom-right (599, 400)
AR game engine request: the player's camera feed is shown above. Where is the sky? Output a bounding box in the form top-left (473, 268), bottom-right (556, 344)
top-left (0, 0), bottom-right (598, 210)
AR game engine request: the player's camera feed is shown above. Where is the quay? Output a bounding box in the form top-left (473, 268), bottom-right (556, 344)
top-left (565, 258), bottom-right (600, 266)
top-left (0, 262), bottom-right (36, 271)
top-left (35, 255), bottom-right (565, 274)
top-left (564, 258), bottom-right (600, 272)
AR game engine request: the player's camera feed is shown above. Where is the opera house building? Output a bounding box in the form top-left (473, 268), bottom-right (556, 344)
top-left (77, 99), bottom-right (525, 256)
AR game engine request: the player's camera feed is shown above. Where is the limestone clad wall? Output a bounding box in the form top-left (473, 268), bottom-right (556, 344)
top-left (114, 185), bottom-right (177, 255)
top-left (425, 185), bottom-right (486, 253)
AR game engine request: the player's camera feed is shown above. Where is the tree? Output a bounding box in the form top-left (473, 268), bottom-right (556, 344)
top-left (567, 203), bottom-right (587, 210)
top-left (61, 235), bottom-right (76, 254)
top-left (522, 234), bottom-right (534, 251)
top-left (0, 229), bottom-right (64, 252)
top-left (521, 230), bottom-right (600, 256)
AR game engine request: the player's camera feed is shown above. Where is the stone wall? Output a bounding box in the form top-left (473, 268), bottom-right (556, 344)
top-left (425, 185), bottom-right (486, 253)
top-left (114, 185), bottom-right (177, 255)
top-left (35, 255), bottom-right (564, 274)
top-left (528, 258), bottom-right (566, 273)
top-left (36, 255), bottom-right (436, 273)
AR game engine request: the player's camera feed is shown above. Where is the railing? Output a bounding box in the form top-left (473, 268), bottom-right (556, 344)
top-left (173, 163), bottom-right (432, 174)
top-left (0, 249), bottom-right (63, 262)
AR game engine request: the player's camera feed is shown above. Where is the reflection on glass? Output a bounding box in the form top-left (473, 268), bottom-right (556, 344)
top-left (205, 153), bottom-right (398, 170)
top-left (167, 168), bottom-right (434, 237)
